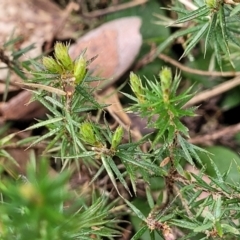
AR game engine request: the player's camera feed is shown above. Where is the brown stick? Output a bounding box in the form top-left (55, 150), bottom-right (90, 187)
top-left (159, 53), bottom-right (240, 77)
top-left (184, 76), bottom-right (240, 107)
top-left (189, 123), bottom-right (240, 145)
top-left (82, 0), bottom-right (148, 18)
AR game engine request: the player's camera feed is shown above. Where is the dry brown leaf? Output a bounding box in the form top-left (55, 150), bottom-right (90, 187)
top-left (0, 0), bottom-right (79, 121)
top-left (69, 17), bottom-right (142, 89)
top-left (0, 90), bottom-right (44, 122)
top-left (0, 0), bottom-right (76, 59)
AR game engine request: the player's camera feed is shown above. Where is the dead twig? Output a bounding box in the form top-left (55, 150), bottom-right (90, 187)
top-left (185, 76), bottom-right (240, 107)
top-left (189, 123), bottom-right (240, 145)
top-left (159, 53), bottom-right (240, 77)
top-left (134, 43), bottom-right (156, 71)
top-left (82, 0), bottom-right (148, 18)
top-left (45, 2), bottom-right (79, 50)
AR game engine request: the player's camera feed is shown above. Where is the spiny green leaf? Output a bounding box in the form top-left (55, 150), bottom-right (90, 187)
top-left (118, 152), bottom-right (167, 176)
top-left (209, 157), bottom-right (223, 183)
top-left (145, 185), bottom-right (155, 209)
top-left (91, 227), bottom-right (121, 237)
top-left (107, 156), bottom-right (131, 195)
top-left (226, 29), bottom-right (240, 48)
top-left (205, 12), bottom-right (217, 57)
top-left (196, 196), bottom-right (211, 218)
top-left (209, 176), bottom-right (230, 194)
top-left (76, 85), bottom-right (102, 109)
top-left (17, 136), bottom-right (40, 146)
top-left (174, 119), bottom-right (189, 137)
top-left (44, 129), bottom-right (64, 153)
top-left (215, 220), bottom-right (223, 237)
top-left (156, 25), bottom-right (204, 56)
top-left (214, 196), bottom-right (222, 219)
top-left (61, 137), bottom-right (68, 159)
top-left (57, 152), bottom-right (95, 159)
top-left (181, 22), bottom-right (209, 59)
top-left (204, 211), bottom-right (215, 222)
top-left (12, 43), bottom-right (35, 59)
top-left (174, 5), bottom-right (209, 24)
top-left (191, 173), bottom-right (216, 191)
top-left (0, 149), bottom-right (19, 167)
top-left (123, 161), bottom-right (137, 195)
top-left (221, 223), bottom-right (240, 235)
top-left (44, 95), bottom-right (64, 109)
top-left (177, 134), bottom-right (194, 165)
top-left (12, 65), bottom-right (27, 80)
top-left (101, 155), bottom-right (121, 196)
top-left (131, 226), bottom-right (148, 240)
top-left (188, 190), bottom-right (203, 207)
top-left (194, 222), bottom-right (214, 232)
top-left (27, 127), bottom-right (60, 149)
top-left (230, 4), bottom-right (240, 17)
top-left (219, 4), bottom-right (229, 52)
top-left (24, 117), bottom-right (63, 131)
top-left (74, 105), bottom-right (107, 113)
top-left (170, 219), bottom-right (198, 230)
top-left (36, 96), bottom-right (62, 117)
top-left (218, 8), bottom-right (234, 67)
top-left (124, 198), bottom-right (147, 222)
top-left (152, 121), bottom-right (169, 146)
top-left (0, 133), bottom-right (16, 146)
top-left (65, 112), bottom-right (79, 154)
top-left (213, 32), bottom-right (223, 70)
top-left (89, 164), bottom-right (105, 185)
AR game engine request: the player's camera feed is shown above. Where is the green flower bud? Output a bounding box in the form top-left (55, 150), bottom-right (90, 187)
top-left (80, 122), bottom-right (97, 146)
top-left (19, 183), bottom-right (43, 206)
top-left (74, 55), bottom-right (87, 84)
top-left (205, 0), bottom-right (217, 8)
top-left (183, 171), bottom-right (192, 181)
top-left (42, 56), bottom-right (63, 73)
top-left (159, 67), bottom-right (172, 103)
top-left (130, 72), bottom-right (145, 103)
top-left (54, 42), bottom-right (73, 71)
top-left (111, 126), bottom-right (124, 150)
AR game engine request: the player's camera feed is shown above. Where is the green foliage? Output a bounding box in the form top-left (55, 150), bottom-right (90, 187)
top-left (156, 0), bottom-right (240, 70)
top-left (0, 36), bottom-right (35, 101)
top-left (127, 70), bottom-right (197, 147)
top-left (0, 160), bottom-right (120, 239)
top-left (2, 2), bottom-right (240, 238)
top-left (197, 145), bottom-right (240, 182)
top-left (19, 42), bottom-right (167, 198)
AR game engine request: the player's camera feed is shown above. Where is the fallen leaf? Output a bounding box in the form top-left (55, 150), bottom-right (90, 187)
top-left (69, 17), bottom-right (142, 88)
top-left (0, 0), bottom-right (78, 121)
top-left (0, 90), bottom-right (44, 121)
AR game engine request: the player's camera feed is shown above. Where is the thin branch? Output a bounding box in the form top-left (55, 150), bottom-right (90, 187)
top-left (185, 76), bottom-right (240, 107)
top-left (45, 2), bottom-right (79, 50)
top-left (82, 0), bottom-right (148, 18)
top-left (159, 53), bottom-right (240, 77)
top-left (189, 123), bottom-right (240, 145)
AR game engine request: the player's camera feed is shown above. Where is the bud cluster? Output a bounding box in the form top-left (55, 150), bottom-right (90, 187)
top-left (111, 126), bottom-right (124, 150)
top-left (79, 121), bottom-right (99, 146)
top-left (42, 42), bottom-right (88, 93)
top-left (129, 72), bottom-right (145, 104)
top-left (159, 67), bottom-right (172, 103)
